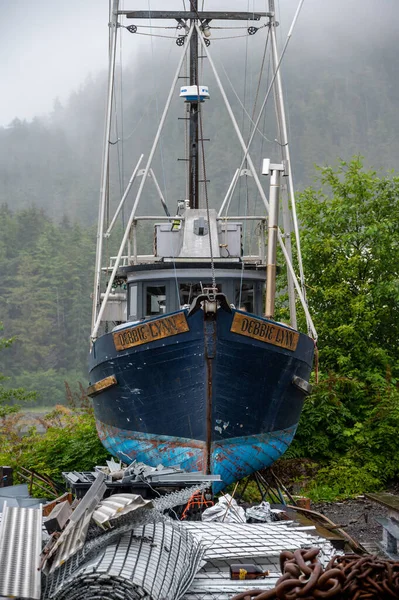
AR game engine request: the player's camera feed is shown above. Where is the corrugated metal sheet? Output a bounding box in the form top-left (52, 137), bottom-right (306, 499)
top-left (92, 493), bottom-right (153, 528)
top-left (46, 471), bottom-right (107, 573)
top-left (0, 502), bottom-right (42, 599)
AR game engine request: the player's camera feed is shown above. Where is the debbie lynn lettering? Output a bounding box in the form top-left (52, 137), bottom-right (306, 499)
top-left (238, 317), bottom-right (297, 350)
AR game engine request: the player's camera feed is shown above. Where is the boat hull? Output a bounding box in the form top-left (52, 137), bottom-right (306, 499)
top-left (89, 307), bottom-right (314, 492)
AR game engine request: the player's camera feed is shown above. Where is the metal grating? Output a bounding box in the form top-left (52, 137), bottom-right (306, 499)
top-left (181, 523), bottom-right (340, 600)
top-left (0, 502), bottom-right (42, 599)
top-left (182, 522), bottom-right (323, 559)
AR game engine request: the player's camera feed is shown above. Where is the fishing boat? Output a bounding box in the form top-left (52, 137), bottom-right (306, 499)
top-left (88, 1), bottom-right (317, 493)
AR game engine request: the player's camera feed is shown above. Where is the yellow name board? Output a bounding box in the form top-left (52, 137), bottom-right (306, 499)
top-left (230, 313), bottom-right (299, 351)
top-left (113, 312), bottom-right (189, 351)
top-left (87, 375), bottom-right (117, 397)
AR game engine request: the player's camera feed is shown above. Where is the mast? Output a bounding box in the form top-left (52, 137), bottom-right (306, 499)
top-left (91, 0), bottom-right (119, 334)
top-left (189, 1), bottom-right (199, 209)
top-left (268, 0), bottom-right (298, 328)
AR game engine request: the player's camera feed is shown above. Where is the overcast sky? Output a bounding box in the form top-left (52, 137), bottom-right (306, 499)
top-left (0, 0), bottom-right (397, 126)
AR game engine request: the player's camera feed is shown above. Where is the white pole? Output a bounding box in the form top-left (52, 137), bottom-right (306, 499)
top-left (265, 166), bottom-right (283, 319)
top-left (91, 25), bottom-right (194, 341)
top-left (269, 4), bottom-right (304, 328)
top-left (150, 169), bottom-right (170, 217)
top-left (105, 154), bottom-right (144, 237)
top-left (218, 169), bottom-right (239, 216)
top-left (197, 24), bottom-right (317, 338)
top-left (91, 0), bottom-right (119, 332)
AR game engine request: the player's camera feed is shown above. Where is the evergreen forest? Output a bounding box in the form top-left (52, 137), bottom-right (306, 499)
top-left (1, 7), bottom-right (399, 497)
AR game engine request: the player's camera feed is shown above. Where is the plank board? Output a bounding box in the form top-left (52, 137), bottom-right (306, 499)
top-left (230, 313), bottom-right (299, 351)
top-left (113, 312), bottom-right (189, 351)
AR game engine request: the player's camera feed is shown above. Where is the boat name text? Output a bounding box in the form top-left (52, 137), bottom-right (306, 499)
top-left (230, 313), bottom-right (299, 351)
top-left (113, 312), bottom-right (189, 351)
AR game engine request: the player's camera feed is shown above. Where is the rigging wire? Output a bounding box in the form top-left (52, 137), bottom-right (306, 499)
top-left (237, 0), bottom-right (314, 335)
top-left (246, 23), bottom-right (270, 253)
top-left (123, 25), bottom-right (261, 41)
top-left (183, 52), bottom-right (189, 200)
top-left (105, 0), bottom-right (113, 278)
top-left (119, 1), bottom-right (125, 228)
top-left (198, 100), bottom-right (216, 290)
top-left (147, 0), bottom-right (169, 206)
top-left (251, 28), bottom-right (270, 127)
top-left (238, 1), bottom-right (251, 217)
top-left (111, 31), bottom-right (178, 144)
top-left (232, 0), bottom-right (306, 203)
top-left (191, 0), bottom-right (215, 287)
top-left (237, 0), bottom-right (252, 307)
top-left (218, 57), bottom-right (274, 144)
top-left (147, 0), bottom-right (180, 302)
top-left (251, 55), bottom-right (272, 243)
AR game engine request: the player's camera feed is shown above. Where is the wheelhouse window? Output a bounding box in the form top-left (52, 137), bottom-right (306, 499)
top-left (129, 284), bottom-right (138, 319)
top-left (235, 282), bottom-right (254, 313)
top-left (146, 286), bottom-right (166, 316)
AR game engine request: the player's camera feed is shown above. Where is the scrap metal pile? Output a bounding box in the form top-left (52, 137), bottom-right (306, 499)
top-left (230, 548), bottom-right (399, 600)
top-left (0, 468), bottom-right (210, 600)
top-left (1, 464), bottom-right (399, 600)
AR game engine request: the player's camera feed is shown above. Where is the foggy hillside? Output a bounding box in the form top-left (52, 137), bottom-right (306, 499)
top-left (1, 0), bottom-right (399, 224)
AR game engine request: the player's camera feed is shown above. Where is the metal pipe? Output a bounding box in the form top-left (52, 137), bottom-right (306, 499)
top-left (150, 169), bottom-right (171, 217)
top-left (105, 154), bottom-right (144, 237)
top-left (132, 220), bottom-right (137, 265)
top-left (217, 216), bottom-right (266, 221)
top-left (197, 23), bottom-right (317, 338)
top-left (130, 216), bottom-right (185, 221)
top-left (127, 225), bottom-right (132, 262)
top-left (269, 6), bottom-right (298, 328)
top-left (260, 219), bottom-right (266, 264)
top-left (91, 0), bottom-right (120, 333)
top-left (278, 230), bottom-right (317, 339)
top-left (91, 26), bottom-right (194, 341)
top-left (265, 167), bottom-right (282, 319)
top-left (218, 168), bottom-right (239, 216)
top-left (189, 1), bottom-right (199, 209)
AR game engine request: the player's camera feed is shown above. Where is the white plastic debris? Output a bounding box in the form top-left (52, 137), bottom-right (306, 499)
top-left (201, 494), bottom-right (246, 523)
top-left (246, 501), bottom-right (273, 523)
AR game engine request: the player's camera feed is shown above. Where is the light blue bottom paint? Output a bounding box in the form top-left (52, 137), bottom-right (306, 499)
top-left (98, 423), bottom-right (298, 493)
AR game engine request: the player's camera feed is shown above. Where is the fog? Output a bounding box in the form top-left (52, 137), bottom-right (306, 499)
top-left (1, 0), bottom-right (398, 126)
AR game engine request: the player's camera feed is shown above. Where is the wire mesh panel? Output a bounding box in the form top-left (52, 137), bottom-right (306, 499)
top-left (181, 522), bottom-right (325, 559)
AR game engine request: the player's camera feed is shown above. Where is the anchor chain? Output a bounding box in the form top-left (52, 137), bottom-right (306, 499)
top-left (230, 548), bottom-right (399, 600)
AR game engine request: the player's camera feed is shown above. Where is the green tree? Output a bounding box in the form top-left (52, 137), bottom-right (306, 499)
top-left (0, 323), bottom-right (35, 417)
top-left (289, 158), bottom-right (399, 493)
top-left (298, 157), bottom-right (399, 377)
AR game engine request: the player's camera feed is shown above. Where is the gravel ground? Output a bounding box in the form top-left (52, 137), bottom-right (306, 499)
top-left (312, 496), bottom-right (390, 551)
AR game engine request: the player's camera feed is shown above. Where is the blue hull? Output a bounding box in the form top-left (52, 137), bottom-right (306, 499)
top-left (89, 307), bottom-right (314, 491)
